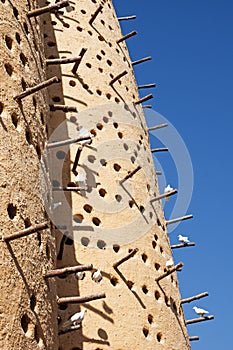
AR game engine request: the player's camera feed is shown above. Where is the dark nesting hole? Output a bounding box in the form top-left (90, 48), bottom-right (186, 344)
top-left (40, 112), bottom-right (44, 124)
top-left (96, 54), bottom-right (102, 61)
top-left (129, 200), bottom-right (135, 208)
top-left (100, 159), bottom-right (107, 166)
top-left (37, 232), bottom-right (42, 246)
top-left (0, 102), bottom-right (3, 114)
top-left (5, 35), bottom-right (13, 49)
top-left (113, 244), bottom-right (120, 253)
top-left (113, 122), bottom-right (118, 129)
top-left (103, 116), bottom-right (108, 123)
top-left (36, 144), bottom-right (41, 158)
top-left (140, 206), bottom-right (145, 213)
top-left (97, 240), bottom-right (106, 249)
top-left (69, 80), bottom-right (76, 87)
top-left (143, 328), bottom-right (149, 337)
top-left (86, 63), bottom-right (92, 68)
top-left (148, 314), bottom-right (153, 324)
top-left (81, 237), bottom-right (89, 247)
top-left (115, 97), bottom-right (120, 103)
top-left (141, 253), bottom-right (148, 263)
top-left (7, 203), bottom-right (17, 220)
top-left (117, 132), bottom-right (123, 139)
top-left (101, 50), bottom-right (105, 55)
top-left (24, 218), bottom-right (31, 228)
top-left (152, 241), bottom-right (157, 249)
top-left (20, 52), bottom-right (28, 66)
top-left (73, 214), bottom-right (84, 223)
top-left (160, 246), bottom-right (163, 254)
top-left (25, 128), bottom-right (32, 144)
top-left (123, 143), bottom-right (129, 151)
top-left (108, 42), bottom-right (112, 47)
top-left (21, 78), bottom-right (27, 91)
top-left (90, 129), bottom-right (97, 136)
top-left (52, 96), bottom-right (61, 103)
top-left (65, 237), bottom-right (73, 245)
top-left (11, 112), bottom-right (18, 127)
top-left (32, 96), bottom-right (37, 108)
top-left (88, 30), bottom-right (92, 36)
top-left (109, 25), bottom-right (113, 31)
top-left (131, 156), bottom-right (135, 164)
top-left (99, 188), bottom-right (107, 197)
top-left (96, 89), bottom-right (102, 95)
top-left (93, 217), bottom-right (101, 226)
top-left (23, 22), bottom-right (29, 34)
top-left (63, 22), bottom-right (70, 28)
top-left (142, 285), bottom-right (148, 294)
top-left (34, 325), bottom-right (40, 343)
top-left (154, 234), bottom-right (158, 241)
top-left (30, 294), bottom-right (36, 311)
top-left (99, 68), bottom-right (103, 73)
top-left (106, 93), bottom-right (111, 100)
top-left (110, 277), bottom-right (118, 286)
top-left (157, 218), bottom-right (162, 226)
top-left (126, 280), bottom-right (134, 290)
top-left (88, 155), bottom-right (96, 163)
top-left (5, 63), bottom-right (13, 76)
top-left (56, 150), bottom-right (66, 160)
top-left (115, 194), bottom-right (122, 202)
top-left (81, 9), bottom-right (86, 14)
top-left (47, 41), bottom-right (56, 47)
top-left (58, 303), bottom-right (67, 311)
top-left (83, 204), bottom-right (93, 213)
top-left (101, 19), bottom-right (105, 25)
top-left (107, 60), bottom-right (112, 66)
top-left (98, 35), bottom-right (104, 41)
top-left (83, 84), bottom-right (89, 90)
top-left (155, 291), bottom-right (161, 300)
top-left (157, 332), bottom-right (163, 343)
top-left (113, 163), bottom-right (121, 172)
top-left (97, 123), bottom-right (103, 130)
top-left (21, 314), bottom-right (31, 333)
top-left (13, 6), bottom-right (19, 19)
top-left (154, 263), bottom-right (160, 271)
top-left (46, 243), bottom-right (50, 260)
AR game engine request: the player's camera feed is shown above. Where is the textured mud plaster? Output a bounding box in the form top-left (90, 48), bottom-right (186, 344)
top-left (0, 0), bottom-right (190, 349)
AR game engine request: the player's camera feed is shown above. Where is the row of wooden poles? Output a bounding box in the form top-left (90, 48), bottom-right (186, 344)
top-left (8, 0), bottom-right (213, 341)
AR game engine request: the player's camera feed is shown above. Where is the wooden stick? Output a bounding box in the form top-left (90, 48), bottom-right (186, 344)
top-left (138, 83), bottom-right (156, 89)
top-left (166, 214), bottom-right (193, 225)
top-left (57, 292), bottom-right (106, 304)
top-left (58, 325), bottom-right (81, 335)
top-left (110, 70), bottom-right (128, 85)
top-left (156, 171), bottom-right (162, 175)
top-left (147, 123), bottom-right (168, 131)
top-left (89, 5), bottom-right (103, 25)
top-left (72, 48), bottom-right (87, 74)
top-left (185, 316), bottom-right (214, 325)
top-left (72, 146), bottom-right (83, 173)
top-left (44, 264), bottom-right (93, 278)
top-left (181, 292), bottom-right (209, 304)
top-left (46, 56), bottom-right (81, 65)
top-left (151, 148), bottom-right (169, 153)
top-left (142, 105), bottom-right (152, 109)
top-left (52, 186), bottom-right (86, 192)
top-left (151, 189), bottom-right (178, 202)
top-left (117, 30), bottom-right (137, 44)
top-left (189, 336), bottom-right (199, 341)
top-left (3, 222), bottom-right (49, 242)
top-left (155, 262), bottom-right (183, 282)
top-left (49, 104), bottom-right (77, 112)
top-left (27, 0), bottom-right (70, 18)
top-left (47, 135), bottom-right (91, 149)
top-left (132, 56), bottom-right (152, 66)
top-left (171, 242), bottom-right (196, 249)
top-left (113, 248), bottom-right (139, 268)
top-left (134, 94), bottom-right (153, 105)
top-left (118, 15), bottom-right (136, 21)
top-left (120, 165), bottom-right (141, 183)
top-left (14, 77), bottom-right (59, 101)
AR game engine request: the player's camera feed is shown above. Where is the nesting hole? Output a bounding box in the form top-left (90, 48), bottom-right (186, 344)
top-left (154, 263), bottom-right (160, 271)
top-left (143, 328), bottom-right (149, 337)
top-left (141, 253), bottom-right (148, 263)
top-left (99, 188), bottom-right (107, 197)
top-left (13, 7), bottom-right (19, 19)
top-left (30, 294), bottom-right (36, 311)
top-left (81, 237), bottom-right (89, 247)
top-left (126, 280), bottom-right (134, 290)
top-left (106, 93), bottom-right (111, 100)
top-left (83, 204), bottom-right (93, 213)
top-left (7, 203), bottom-right (17, 220)
top-left (155, 291), bottom-right (161, 300)
top-left (86, 63), bottom-right (92, 68)
top-left (115, 194), bottom-right (122, 202)
top-left (100, 159), bottom-right (107, 166)
top-left (5, 63), bottom-right (13, 76)
top-left (129, 200), bottom-right (135, 208)
top-left (97, 123), bottom-right (103, 130)
top-left (113, 163), bottom-right (121, 172)
top-left (97, 239), bottom-right (106, 249)
top-left (21, 314), bottom-right (34, 336)
top-left (110, 276), bottom-right (118, 286)
top-left (142, 285), bottom-right (149, 294)
top-left (73, 214), bottom-right (84, 223)
top-left (92, 217), bottom-right (101, 226)
top-left (20, 52), bottom-right (27, 66)
top-left (118, 132), bottom-right (123, 139)
top-left (148, 314), bottom-right (153, 324)
top-left (113, 244), bottom-right (120, 252)
top-left (0, 102), bottom-right (3, 115)
top-left (5, 35), bottom-right (13, 49)
top-left (56, 150), bottom-right (66, 159)
top-left (152, 241), bottom-right (157, 249)
top-left (157, 332), bottom-right (163, 343)
top-left (113, 122), bottom-right (118, 129)
top-left (58, 303), bottom-right (67, 311)
top-left (15, 32), bottom-right (21, 44)
top-left (69, 80), bottom-right (76, 87)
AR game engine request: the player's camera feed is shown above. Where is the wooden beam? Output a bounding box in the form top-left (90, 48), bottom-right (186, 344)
top-left (147, 123), bottom-right (168, 131)
top-left (27, 0), bottom-right (70, 18)
top-left (181, 292), bottom-right (209, 304)
top-left (14, 77), bottom-right (59, 101)
top-left (44, 264), bottom-right (93, 278)
top-left (166, 214), bottom-right (193, 225)
top-left (185, 316), bottom-right (214, 325)
top-left (151, 189), bottom-right (178, 202)
top-left (155, 262), bottom-right (183, 282)
top-left (171, 242), bottom-right (196, 249)
top-left (113, 248), bottom-right (139, 268)
top-left (57, 293), bottom-right (106, 304)
top-left (3, 222), bottom-right (49, 242)
top-left (117, 31), bottom-right (137, 44)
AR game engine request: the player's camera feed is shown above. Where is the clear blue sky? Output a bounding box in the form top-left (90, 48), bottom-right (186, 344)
top-left (113, 0), bottom-right (233, 348)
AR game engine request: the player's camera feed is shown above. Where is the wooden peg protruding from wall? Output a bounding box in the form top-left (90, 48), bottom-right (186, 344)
top-left (89, 5), bottom-right (103, 25)
top-left (113, 248), bottom-right (139, 269)
top-left (147, 123), bottom-right (168, 131)
top-left (151, 189), bottom-right (178, 202)
top-left (134, 94), bottom-right (153, 105)
top-left (171, 242), bottom-right (196, 249)
top-left (181, 292), bottom-right (209, 304)
top-left (27, 0), bottom-right (70, 18)
top-left (57, 292), bottom-right (106, 304)
top-left (3, 222), bottom-right (49, 242)
top-left (166, 214), bottom-right (193, 226)
top-left (132, 56), bottom-right (152, 66)
top-left (46, 56), bottom-right (81, 65)
top-left (117, 31), bottom-right (138, 44)
top-left (110, 70), bottom-right (128, 85)
top-left (44, 264), bottom-right (93, 278)
top-left (138, 83), bottom-right (156, 89)
top-left (151, 148), bottom-right (169, 153)
top-left (155, 262), bottom-right (184, 282)
top-left (14, 77), bottom-right (60, 101)
top-left (118, 15), bottom-right (136, 21)
top-left (185, 316), bottom-right (214, 325)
